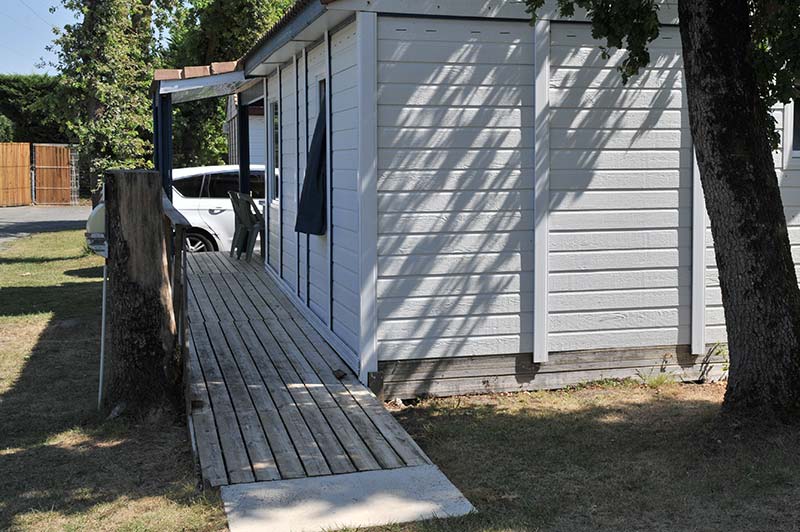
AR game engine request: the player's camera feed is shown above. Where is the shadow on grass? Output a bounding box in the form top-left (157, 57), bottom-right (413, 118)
top-left (0, 233), bottom-right (221, 530)
top-left (64, 265), bottom-right (105, 278)
top-left (386, 391), bottom-right (800, 532)
top-left (0, 254), bottom-right (90, 265)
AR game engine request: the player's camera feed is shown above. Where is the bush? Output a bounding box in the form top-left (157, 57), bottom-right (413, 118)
top-left (0, 114), bottom-right (13, 142)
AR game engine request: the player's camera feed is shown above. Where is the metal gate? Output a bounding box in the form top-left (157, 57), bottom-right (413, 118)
top-left (0, 142), bottom-right (32, 207)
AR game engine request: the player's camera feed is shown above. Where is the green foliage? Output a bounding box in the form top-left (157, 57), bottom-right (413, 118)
top-left (525, 0), bottom-right (660, 84)
top-left (524, 0), bottom-right (800, 146)
top-left (0, 75), bottom-right (69, 143)
top-left (165, 0), bottom-right (293, 166)
top-left (0, 114), bottom-right (13, 142)
top-left (51, 0), bottom-right (179, 187)
top-left (636, 370), bottom-right (676, 389)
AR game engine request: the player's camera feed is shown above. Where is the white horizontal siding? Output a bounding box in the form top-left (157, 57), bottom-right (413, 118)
top-left (249, 115), bottom-right (266, 165)
top-left (267, 72), bottom-right (281, 273)
top-left (547, 23), bottom-right (692, 352)
top-left (331, 21), bottom-right (360, 352)
top-left (281, 63), bottom-right (297, 285)
top-left (306, 41), bottom-right (329, 323)
top-left (376, 16), bottom-right (535, 360)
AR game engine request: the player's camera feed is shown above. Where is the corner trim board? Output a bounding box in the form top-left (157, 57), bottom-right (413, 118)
top-left (325, 30), bottom-right (334, 330)
top-left (295, 54), bottom-right (302, 295)
top-left (532, 19), bottom-right (550, 363)
top-left (356, 11), bottom-right (379, 384)
top-left (278, 66), bottom-right (284, 278)
top-left (691, 149), bottom-right (707, 355)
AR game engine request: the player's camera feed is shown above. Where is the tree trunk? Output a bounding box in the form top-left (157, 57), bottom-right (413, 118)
top-left (679, 0), bottom-right (800, 415)
top-left (105, 169), bottom-right (178, 414)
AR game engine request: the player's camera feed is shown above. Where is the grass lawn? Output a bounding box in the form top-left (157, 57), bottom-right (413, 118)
top-left (4, 231), bottom-right (800, 532)
top-left (368, 382), bottom-right (800, 532)
top-left (0, 230), bottom-right (225, 531)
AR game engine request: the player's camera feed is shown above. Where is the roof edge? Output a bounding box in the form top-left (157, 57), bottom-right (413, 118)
top-left (241, 0), bottom-right (331, 75)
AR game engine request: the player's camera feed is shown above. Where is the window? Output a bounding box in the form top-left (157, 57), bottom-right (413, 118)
top-left (784, 100), bottom-right (800, 169)
top-left (270, 101), bottom-right (280, 201)
top-left (206, 172), bottom-right (239, 198)
top-left (173, 174), bottom-right (203, 198)
top-left (250, 170), bottom-right (265, 198)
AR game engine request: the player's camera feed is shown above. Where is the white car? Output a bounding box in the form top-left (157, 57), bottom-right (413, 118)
top-left (171, 165), bottom-right (266, 252)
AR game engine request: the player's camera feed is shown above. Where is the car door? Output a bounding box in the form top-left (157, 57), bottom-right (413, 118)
top-left (198, 171), bottom-right (238, 250)
top-left (171, 173), bottom-right (205, 229)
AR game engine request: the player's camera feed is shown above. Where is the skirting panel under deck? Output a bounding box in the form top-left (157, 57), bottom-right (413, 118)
top-left (378, 345), bottom-right (727, 399)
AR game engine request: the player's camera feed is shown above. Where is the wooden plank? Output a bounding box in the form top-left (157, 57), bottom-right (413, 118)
top-left (185, 333), bottom-right (228, 486)
top-left (205, 321), bottom-right (280, 481)
top-left (224, 324), bottom-right (306, 479)
top-left (263, 317), bottom-right (382, 471)
top-left (194, 252), bottom-right (222, 274)
top-left (189, 323), bottom-right (255, 484)
top-left (214, 272), bottom-right (262, 319)
top-left (279, 317), bottom-right (403, 469)
top-left (202, 274), bottom-right (240, 322)
top-left (187, 279), bottom-right (212, 322)
top-left (249, 320), bottom-right (356, 474)
top-left (236, 322), bottom-right (332, 477)
top-left (208, 252), bottom-right (239, 274)
top-left (191, 410), bottom-right (229, 487)
top-left (278, 306), bottom-right (429, 467)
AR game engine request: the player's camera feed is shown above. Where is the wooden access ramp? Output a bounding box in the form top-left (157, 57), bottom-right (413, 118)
top-left (185, 252), bottom-right (431, 487)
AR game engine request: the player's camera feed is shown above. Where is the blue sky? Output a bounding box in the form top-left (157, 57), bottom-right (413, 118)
top-left (0, 0), bottom-right (77, 75)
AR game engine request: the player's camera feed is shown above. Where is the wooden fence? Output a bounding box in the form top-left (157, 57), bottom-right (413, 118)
top-left (33, 144), bottom-right (76, 205)
top-left (0, 142), bottom-right (78, 206)
top-left (0, 143), bottom-right (32, 207)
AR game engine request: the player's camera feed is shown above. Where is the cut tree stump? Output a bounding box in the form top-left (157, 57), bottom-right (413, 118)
top-left (105, 169), bottom-right (179, 414)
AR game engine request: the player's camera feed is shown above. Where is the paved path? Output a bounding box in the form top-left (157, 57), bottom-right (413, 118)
top-left (0, 205), bottom-right (91, 249)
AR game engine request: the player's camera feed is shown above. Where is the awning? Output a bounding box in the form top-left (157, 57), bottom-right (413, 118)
top-left (152, 62), bottom-right (255, 104)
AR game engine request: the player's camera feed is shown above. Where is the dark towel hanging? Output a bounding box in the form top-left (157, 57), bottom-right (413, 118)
top-left (295, 102), bottom-right (327, 235)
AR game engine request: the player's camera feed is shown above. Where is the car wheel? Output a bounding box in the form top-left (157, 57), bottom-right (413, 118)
top-left (186, 232), bottom-right (215, 253)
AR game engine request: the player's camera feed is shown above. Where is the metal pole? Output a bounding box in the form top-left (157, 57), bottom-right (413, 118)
top-left (98, 263), bottom-right (107, 410)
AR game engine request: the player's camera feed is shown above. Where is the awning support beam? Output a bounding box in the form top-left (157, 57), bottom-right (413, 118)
top-left (153, 93), bottom-right (173, 199)
top-left (237, 100), bottom-right (251, 194)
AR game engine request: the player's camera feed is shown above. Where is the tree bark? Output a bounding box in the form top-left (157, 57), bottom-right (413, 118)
top-left (105, 169), bottom-right (179, 414)
top-left (679, 0), bottom-right (800, 415)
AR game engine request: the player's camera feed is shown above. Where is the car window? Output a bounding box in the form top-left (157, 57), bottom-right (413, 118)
top-left (173, 174), bottom-right (204, 198)
top-left (250, 171), bottom-right (265, 198)
top-left (207, 172), bottom-right (239, 198)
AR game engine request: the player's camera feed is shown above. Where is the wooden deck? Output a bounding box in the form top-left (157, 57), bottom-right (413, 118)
top-left (185, 252), bottom-right (430, 487)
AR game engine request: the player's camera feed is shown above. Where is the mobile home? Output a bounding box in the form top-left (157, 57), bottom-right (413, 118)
top-left (207, 0), bottom-right (800, 398)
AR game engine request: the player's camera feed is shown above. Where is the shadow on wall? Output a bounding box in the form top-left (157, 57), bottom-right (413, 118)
top-left (372, 22), bottom-right (689, 390)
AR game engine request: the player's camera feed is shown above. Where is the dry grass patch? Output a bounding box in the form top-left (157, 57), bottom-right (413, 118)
top-left (0, 231), bottom-right (225, 531)
top-left (356, 382), bottom-right (800, 532)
